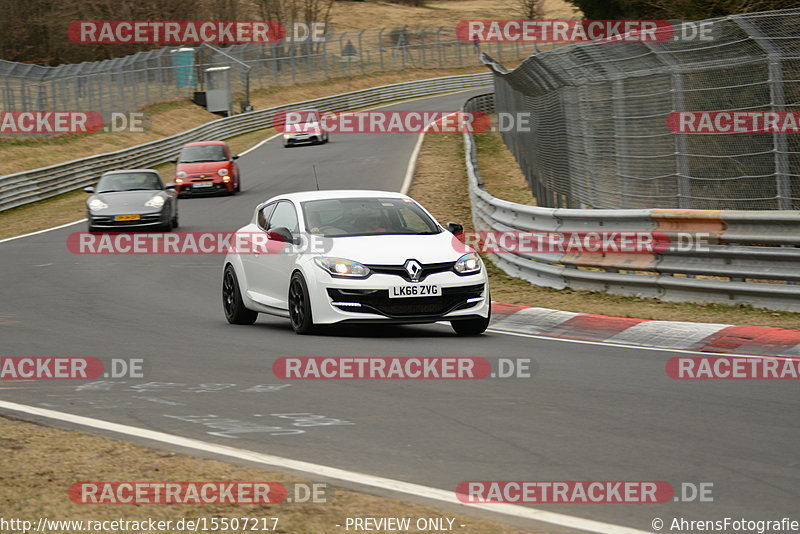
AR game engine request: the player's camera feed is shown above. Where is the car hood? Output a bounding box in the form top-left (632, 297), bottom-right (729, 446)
top-left (317, 232), bottom-right (470, 265)
top-left (177, 161), bottom-right (227, 173)
top-left (285, 122), bottom-right (320, 133)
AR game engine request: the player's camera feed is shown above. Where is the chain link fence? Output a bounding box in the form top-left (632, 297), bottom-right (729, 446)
top-left (486, 8), bottom-right (800, 210)
top-left (0, 26), bottom-right (532, 120)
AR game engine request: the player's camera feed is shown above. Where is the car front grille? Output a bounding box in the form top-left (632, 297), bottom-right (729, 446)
top-left (91, 213), bottom-right (162, 225)
top-left (327, 284), bottom-right (484, 317)
top-left (365, 261), bottom-right (456, 282)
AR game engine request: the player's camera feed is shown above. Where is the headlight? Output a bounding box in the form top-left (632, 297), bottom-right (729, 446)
top-left (144, 195), bottom-right (165, 208)
top-left (175, 178), bottom-right (184, 184)
top-left (88, 199), bottom-right (108, 211)
top-left (314, 257), bottom-right (371, 278)
top-left (176, 171), bottom-right (187, 179)
top-left (454, 253), bottom-right (481, 275)
top-left (218, 168), bottom-right (229, 176)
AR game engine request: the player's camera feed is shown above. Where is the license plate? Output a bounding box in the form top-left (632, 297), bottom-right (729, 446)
top-left (193, 182), bottom-right (213, 188)
top-left (389, 285), bottom-right (440, 298)
top-left (115, 214), bottom-right (140, 221)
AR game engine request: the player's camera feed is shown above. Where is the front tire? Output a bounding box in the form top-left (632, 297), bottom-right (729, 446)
top-left (451, 315), bottom-right (490, 336)
top-left (223, 265), bottom-right (258, 325)
top-left (288, 272), bottom-right (316, 335)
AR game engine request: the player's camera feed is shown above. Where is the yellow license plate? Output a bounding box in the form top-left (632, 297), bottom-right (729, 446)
top-left (115, 214), bottom-right (141, 221)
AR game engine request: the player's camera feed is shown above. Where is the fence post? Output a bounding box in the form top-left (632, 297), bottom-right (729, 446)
top-left (732, 15), bottom-right (791, 210)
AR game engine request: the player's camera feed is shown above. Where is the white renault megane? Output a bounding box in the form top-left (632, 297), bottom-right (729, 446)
top-left (222, 190), bottom-right (490, 335)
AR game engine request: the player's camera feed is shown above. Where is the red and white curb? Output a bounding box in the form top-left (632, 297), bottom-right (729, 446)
top-left (490, 302), bottom-right (800, 357)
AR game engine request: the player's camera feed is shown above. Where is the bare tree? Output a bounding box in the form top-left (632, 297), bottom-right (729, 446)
top-left (517, 0), bottom-right (544, 19)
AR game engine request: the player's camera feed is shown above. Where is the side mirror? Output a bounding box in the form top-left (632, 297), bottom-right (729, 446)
top-left (232, 155), bottom-right (239, 160)
top-left (266, 227), bottom-right (296, 244)
top-left (84, 186), bottom-right (95, 194)
top-left (164, 183), bottom-right (176, 190)
top-left (446, 222), bottom-right (464, 235)
top-left (174, 157), bottom-right (180, 164)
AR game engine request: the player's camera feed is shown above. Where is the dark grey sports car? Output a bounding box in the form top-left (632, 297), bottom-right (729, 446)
top-left (84, 169), bottom-right (178, 232)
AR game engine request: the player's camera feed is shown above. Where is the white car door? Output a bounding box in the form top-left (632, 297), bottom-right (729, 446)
top-left (241, 202), bottom-right (276, 300)
top-left (256, 200), bottom-right (301, 309)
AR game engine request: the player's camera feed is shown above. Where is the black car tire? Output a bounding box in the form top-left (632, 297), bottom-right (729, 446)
top-left (451, 315), bottom-right (490, 336)
top-left (288, 272), bottom-right (316, 335)
top-left (160, 217), bottom-right (173, 232)
top-left (235, 178), bottom-right (241, 193)
top-left (222, 265), bottom-right (258, 325)
top-left (451, 294), bottom-right (491, 336)
top-left (171, 210), bottom-right (179, 228)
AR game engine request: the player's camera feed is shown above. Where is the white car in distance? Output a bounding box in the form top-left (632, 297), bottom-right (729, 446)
top-left (222, 190), bottom-right (490, 335)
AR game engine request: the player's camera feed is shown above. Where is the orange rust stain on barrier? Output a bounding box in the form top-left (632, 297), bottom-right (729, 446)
top-left (651, 209), bottom-right (724, 238)
top-left (561, 252), bottom-right (657, 270)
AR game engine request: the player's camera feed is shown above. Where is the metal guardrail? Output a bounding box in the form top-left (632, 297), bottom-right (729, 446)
top-left (0, 72), bottom-right (492, 212)
top-left (463, 94), bottom-right (800, 313)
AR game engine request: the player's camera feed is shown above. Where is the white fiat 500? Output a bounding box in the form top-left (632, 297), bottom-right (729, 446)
top-left (222, 190), bottom-right (490, 335)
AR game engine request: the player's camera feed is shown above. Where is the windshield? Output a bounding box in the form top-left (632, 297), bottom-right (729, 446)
top-left (302, 197), bottom-right (441, 237)
top-left (179, 145), bottom-right (227, 163)
top-left (96, 172), bottom-right (163, 193)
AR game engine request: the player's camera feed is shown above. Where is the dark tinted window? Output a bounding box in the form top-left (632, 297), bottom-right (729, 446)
top-left (257, 203), bottom-right (277, 230)
top-left (302, 197), bottom-right (440, 237)
top-left (268, 201), bottom-right (299, 234)
top-left (179, 145), bottom-right (227, 163)
top-left (96, 172), bottom-right (163, 193)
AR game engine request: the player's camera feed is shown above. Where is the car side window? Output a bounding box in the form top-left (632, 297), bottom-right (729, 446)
top-left (268, 201), bottom-right (299, 234)
top-left (257, 203), bottom-right (277, 230)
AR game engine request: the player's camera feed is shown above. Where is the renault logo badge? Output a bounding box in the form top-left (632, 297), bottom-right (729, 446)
top-left (404, 259), bottom-right (423, 282)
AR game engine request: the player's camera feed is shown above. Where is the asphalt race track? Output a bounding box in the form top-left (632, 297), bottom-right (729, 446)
top-left (1, 90), bottom-right (799, 533)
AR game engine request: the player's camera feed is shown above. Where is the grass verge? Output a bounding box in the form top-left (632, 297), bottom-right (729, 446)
top-left (0, 417), bottom-right (534, 534)
top-left (409, 131), bottom-right (800, 330)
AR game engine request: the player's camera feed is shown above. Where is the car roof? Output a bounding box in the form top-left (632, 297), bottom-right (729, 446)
top-left (101, 169), bottom-right (161, 176)
top-left (269, 190), bottom-right (411, 203)
top-left (183, 141), bottom-right (227, 147)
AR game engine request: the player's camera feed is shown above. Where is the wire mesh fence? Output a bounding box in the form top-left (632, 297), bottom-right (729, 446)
top-left (0, 26), bottom-right (532, 121)
top-left (486, 8), bottom-right (800, 210)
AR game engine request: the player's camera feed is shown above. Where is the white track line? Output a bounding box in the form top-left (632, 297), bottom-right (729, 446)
top-left (238, 133), bottom-right (282, 156)
top-left (0, 219), bottom-right (86, 244)
top-left (0, 400), bottom-right (648, 534)
top-left (402, 130), bottom-right (427, 195)
top-left (486, 327), bottom-right (779, 359)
